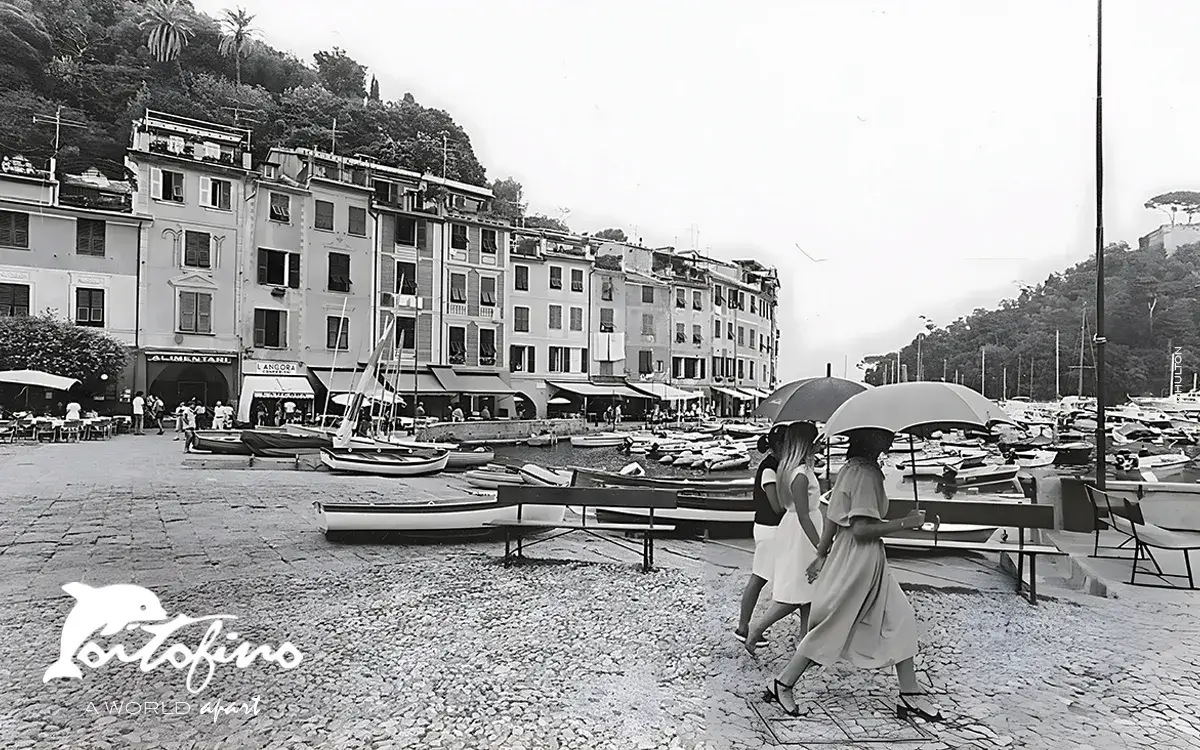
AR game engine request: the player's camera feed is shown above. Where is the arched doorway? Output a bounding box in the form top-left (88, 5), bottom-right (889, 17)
top-left (149, 362), bottom-right (231, 408)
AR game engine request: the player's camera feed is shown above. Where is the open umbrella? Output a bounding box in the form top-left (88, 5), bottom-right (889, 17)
top-left (823, 382), bottom-right (1014, 505)
top-left (0, 370), bottom-right (80, 391)
top-left (763, 377), bottom-right (871, 424)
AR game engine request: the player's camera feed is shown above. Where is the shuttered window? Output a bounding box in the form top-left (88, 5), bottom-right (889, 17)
top-left (75, 288), bottom-right (104, 326)
top-left (0, 211), bottom-right (29, 248)
top-left (328, 252), bottom-right (350, 292)
top-left (179, 292), bottom-right (212, 333)
top-left (254, 309), bottom-right (287, 348)
top-left (0, 283), bottom-right (30, 316)
top-left (314, 200), bottom-right (334, 231)
top-left (549, 305), bottom-right (562, 330)
top-left (76, 219), bottom-right (106, 257)
top-left (348, 206), bottom-right (367, 236)
top-left (326, 316), bottom-right (349, 350)
top-left (184, 231), bottom-right (211, 268)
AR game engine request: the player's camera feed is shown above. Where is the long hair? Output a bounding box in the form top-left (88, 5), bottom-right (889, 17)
top-left (776, 422), bottom-right (817, 505)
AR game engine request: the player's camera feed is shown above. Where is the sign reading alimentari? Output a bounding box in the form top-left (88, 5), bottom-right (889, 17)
top-left (146, 352), bottom-right (236, 365)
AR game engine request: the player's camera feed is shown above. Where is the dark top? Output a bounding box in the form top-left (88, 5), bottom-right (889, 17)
top-left (753, 455), bottom-right (783, 527)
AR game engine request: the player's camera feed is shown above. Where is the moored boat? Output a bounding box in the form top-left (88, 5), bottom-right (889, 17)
top-left (317, 498), bottom-right (566, 534)
top-left (517, 464), bottom-right (573, 487)
top-left (319, 446), bottom-right (450, 476)
top-left (570, 432), bottom-right (627, 448)
top-left (939, 464), bottom-right (1021, 488)
top-left (464, 465), bottom-right (527, 489)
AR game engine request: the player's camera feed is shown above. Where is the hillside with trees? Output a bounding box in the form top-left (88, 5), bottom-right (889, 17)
top-left (860, 239), bottom-right (1200, 404)
top-left (0, 0), bottom-right (488, 184)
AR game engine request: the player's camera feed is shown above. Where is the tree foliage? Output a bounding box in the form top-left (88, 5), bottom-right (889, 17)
top-left (0, 2), bottom-right (489, 185)
top-left (523, 214), bottom-right (570, 232)
top-left (861, 241), bottom-right (1200, 404)
top-left (0, 313), bottom-right (129, 385)
top-left (488, 177), bottom-right (525, 222)
top-left (1145, 191), bottom-right (1200, 226)
top-left (594, 228), bottom-right (628, 242)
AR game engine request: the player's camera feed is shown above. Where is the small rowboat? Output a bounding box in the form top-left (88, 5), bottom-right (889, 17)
top-left (517, 464), bottom-right (573, 487)
top-left (316, 498), bottom-right (566, 534)
top-left (191, 430), bottom-right (252, 455)
top-left (570, 432), bottom-right (627, 448)
top-left (939, 464), bottom-right (1021, 488)
top-left (319, 446), bottom-right (450, 476)
top-left (464, 465), bottom-right (527, 489)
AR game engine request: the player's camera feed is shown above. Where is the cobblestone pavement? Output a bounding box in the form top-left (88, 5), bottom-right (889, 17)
top-left (2, 437), bottom-right (1200, 749)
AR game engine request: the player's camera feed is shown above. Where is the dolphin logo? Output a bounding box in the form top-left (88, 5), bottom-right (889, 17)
top-left (43, 582), bottom-right (169, 682)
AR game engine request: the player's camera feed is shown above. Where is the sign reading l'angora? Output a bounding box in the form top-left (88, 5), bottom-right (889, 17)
top-left (43, 583), bottom-right (304, 694)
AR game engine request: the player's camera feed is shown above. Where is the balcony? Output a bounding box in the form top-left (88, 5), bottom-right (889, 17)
top-left (448, 302), bottom-right (468, 317)
top-left (479, 305), bottom-right (500, 321)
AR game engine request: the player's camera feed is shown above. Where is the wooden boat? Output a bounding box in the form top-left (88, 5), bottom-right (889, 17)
top-left (319, 446), bottom-right (450, 476)
top-left (527, 434), bottom-right (559, 447)
top-left (596, 486), bottom-right (755, 525)
top-left (573, 466), bottom-right (755, 491)
top-left (722, 422), bottom-right (769, 439)
top-left (707, 455), bottom-right (751, 471)
top-left (1112, 452), bottom-right (1194, 481)
top-left (191, 430), bottom-right (252, 455)
top-left (570, 432), bottom-right (627, 448)
top-left (317, 498), bottom-right (566, 534)
top-left (888, 524), bottom-right (999, 546)
top-left (464, 465), bottom-right (527, 489)
top-left (241, 429), bottom-right (331, 457)
top-left (517, 464), bottom-right (573, 487)
top-left (940, 464), bottom-right (1021, 488)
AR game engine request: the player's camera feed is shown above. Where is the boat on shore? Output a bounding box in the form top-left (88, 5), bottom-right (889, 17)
top-left (464, 464), bottom-right (527, 489)
top-left (191, 430), bottom-right (253, 455)
top-left (319, 446), bottom-right (450, 477)
top-left (517, 464), bottom-right (573, 487)
top-left (316, 498), bottom-right (566, 534)
top-left (241, 429), bottom-right (331, 457)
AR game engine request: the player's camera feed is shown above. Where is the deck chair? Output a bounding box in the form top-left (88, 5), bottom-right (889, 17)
top-left (1112, 497), bottom-right (1200, 590)
top-left (1083, 485), bottom-right (1135, 559)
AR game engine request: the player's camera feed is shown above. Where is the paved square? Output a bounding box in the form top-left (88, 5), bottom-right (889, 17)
top-left (3, 436), bottom-right (1200, 749)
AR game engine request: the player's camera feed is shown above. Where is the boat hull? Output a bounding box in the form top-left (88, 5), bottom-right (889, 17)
top-left (192, 430), bottom-right (253, 455)
top-left (317, 500), bottom-right (566, 533)
top-left (319, 447), bottom-right (450, 476)
top-left (570, 433), bottom-right (627, 448)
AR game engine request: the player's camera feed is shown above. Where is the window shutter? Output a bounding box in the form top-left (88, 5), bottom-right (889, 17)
top-left (279, 311), bottom-right (288, 347)
top-left (151, 168), bottom-right (162, 201)
top-left (209, 235), bottom-right (218, 268)
top-left (197, 293), bottom-right (211, 333)
top-left (14, 214), bottom-right (28, 248)
top-left (180, 292), bottom-right (196, 331)
top-left (381, 258), bottom-right (395, 293)
top-left (199, 233), bottom-right (211, 267)
top-left (199, 176), bottom-right (211, 208)
top-left (253, 310), bottom-right (265, 346)
top-left (257, 250), bottom-right (268, 284)
top-left (288, 253), bottom-right (300, 289)
top-left (527, 346), bottom-right (536, 373)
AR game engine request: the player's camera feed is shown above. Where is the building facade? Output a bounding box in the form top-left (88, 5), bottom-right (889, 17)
top-left (0, 156), bottom-right (148, 403)
top-left (127, 110), bottom-right (253, 407)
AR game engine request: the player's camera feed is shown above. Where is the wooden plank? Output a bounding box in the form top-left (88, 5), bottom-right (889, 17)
top-left (498, 485), bottom-right (678, 509)
top-left (486, 521), bottom-right (676, 532)
top-left (884, 538), bottom-right (1064, 554)
top-left (886, 499), bottom-right (1054, 529)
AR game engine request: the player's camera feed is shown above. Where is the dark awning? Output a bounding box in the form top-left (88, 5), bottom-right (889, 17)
top-left (429, 365), bottom-right (516, 394)
top-left (548, 380), bottom-right (648, 399)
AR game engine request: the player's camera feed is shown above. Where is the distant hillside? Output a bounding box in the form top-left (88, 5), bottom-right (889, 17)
top-left (0, 0), bottom-right (487, 184)
top-left (861, 241), bottom-right (1200, 403)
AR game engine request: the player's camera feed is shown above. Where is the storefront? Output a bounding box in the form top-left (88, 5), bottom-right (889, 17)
top-left (239, 361), bottom-right (315, 425)
top-left (144, 350), bottom-right (236, 410)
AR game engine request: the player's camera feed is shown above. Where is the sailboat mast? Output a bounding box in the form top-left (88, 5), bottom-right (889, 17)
top-left (1078, 306), bottom-right (1086, 396)
top-left (1094, 0), bottom-right (1108, 490)
top-left (1055, 329), bottom-right (1061, 398)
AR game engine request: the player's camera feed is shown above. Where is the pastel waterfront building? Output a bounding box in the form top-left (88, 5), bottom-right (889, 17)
top-left (704, 256), bottom-right (780, 412)
top-left (126, 110), bottom-right (253, 407)
top-left (234, 148), bottom-right (375, 421)
top-left (589, 247), bottom-right (628, 380)
top-left (372, 166), bottom-right (514, 418)
top-left (506, 229), bottom-right (594, 417)
top-left (0, 156), bottom-right (148, 400)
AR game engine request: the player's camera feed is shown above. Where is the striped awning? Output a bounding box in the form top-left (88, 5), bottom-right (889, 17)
top-left (712, 386), bottom-right (754, 401)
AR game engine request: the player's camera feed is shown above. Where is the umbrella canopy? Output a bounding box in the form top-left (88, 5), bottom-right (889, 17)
top-left (761, 377), bottom-right (871, 424)
top-left (823, 382), bottom-right (1012, 437)
top-left (0, 369), bottom-right (80, 391)
top-left (547, 397), bottom-right (572, 405)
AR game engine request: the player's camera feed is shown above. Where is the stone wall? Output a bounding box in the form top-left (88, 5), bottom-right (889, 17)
top-left (416, 417), bottom-right (589, 444)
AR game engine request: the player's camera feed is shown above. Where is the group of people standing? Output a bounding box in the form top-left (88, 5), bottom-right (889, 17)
top-left (736, 422), bottom-right (943, 722)
top-left (131, 392), bottom-right (233, 451)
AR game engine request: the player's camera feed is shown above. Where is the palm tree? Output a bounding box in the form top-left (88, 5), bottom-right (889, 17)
top-left (218, 7), bottom-right (259, 86)
top-left (139, 0), bottom-right (194, 67)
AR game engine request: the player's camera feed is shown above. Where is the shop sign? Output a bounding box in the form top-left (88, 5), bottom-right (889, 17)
top-left (146, 352), bottom-right (234, 365)
top-left (244, 361), bottom-right (301, 376)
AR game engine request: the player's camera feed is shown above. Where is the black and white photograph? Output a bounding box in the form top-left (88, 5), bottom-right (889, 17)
top-left (1, 1), bottom-right (1199, 748)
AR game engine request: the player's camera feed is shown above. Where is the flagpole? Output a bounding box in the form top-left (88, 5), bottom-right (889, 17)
top-left (1094, 0), bottom-right (1108, 491)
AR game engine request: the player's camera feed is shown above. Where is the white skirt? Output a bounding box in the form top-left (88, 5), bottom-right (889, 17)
top-left (752, 523), bottom-right (777, 580)
top-left (772, 508), bottom-right (822, 605)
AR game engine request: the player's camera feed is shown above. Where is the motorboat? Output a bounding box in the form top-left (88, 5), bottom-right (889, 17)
top-left (316, 498), bottom-right (566, 534)
top-left (1111, 452), bottom-right (1194, 482)
top-left (939, 464), bottom-right (1021, 489)
top-left (319, 446), bottom-right (450, 476)
top-left (1051, 442), bottom-right (1094, 466)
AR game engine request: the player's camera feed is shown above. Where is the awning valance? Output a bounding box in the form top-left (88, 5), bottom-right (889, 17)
top-left (238, 375), bottom-right (315, 422)
top-left (629, 382), bottom-right (703, 401)
top-left (429, 366), bottom-right (515, 394)
top-left (712, 385), bottom-right (754, 401)
top-left (549, 381), bottom-right (648, 399)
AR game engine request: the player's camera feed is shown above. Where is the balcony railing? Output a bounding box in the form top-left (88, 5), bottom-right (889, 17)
top-left (447, 302), bottom-right (468, 317)
top-left (479, 305), bottom-right (499, 321)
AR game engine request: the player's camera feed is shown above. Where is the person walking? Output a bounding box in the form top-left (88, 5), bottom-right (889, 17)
top-left (131, 391), bottom-right (145, 435)
top-left (745, 421), bottom-right (823, 653)
top-left (735, 428), bottom-right (783, 646)
top-left (762, 428), bottom-right (940, 722)
top-left (180, 402), bottom-right (198, 453)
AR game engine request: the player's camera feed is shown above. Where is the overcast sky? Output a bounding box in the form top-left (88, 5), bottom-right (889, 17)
top-left (192, 0), bottom-right (1197, 381)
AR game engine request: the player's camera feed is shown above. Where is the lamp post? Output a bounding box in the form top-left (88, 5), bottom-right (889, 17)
top-left (1094, 0), bottom-right (1107, 490)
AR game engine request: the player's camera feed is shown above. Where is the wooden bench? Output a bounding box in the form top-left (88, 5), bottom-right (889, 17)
top-left (489, 485), bottom-right (678, 572)
top-left (882, 499), bottom-right (1064, 604)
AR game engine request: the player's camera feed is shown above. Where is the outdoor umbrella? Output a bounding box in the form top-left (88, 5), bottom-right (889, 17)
top-left (822, 382), bottom-right (1014, 505)
top-left (0, 369), bottom-right (80, 391)
top-left (761, 376), bottom-right (871, 486)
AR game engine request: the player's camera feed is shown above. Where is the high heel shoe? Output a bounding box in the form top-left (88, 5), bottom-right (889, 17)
top-left (762, 679), bottom-right (801, 717)
top-left (897, 692), bottom-right (943, 723)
